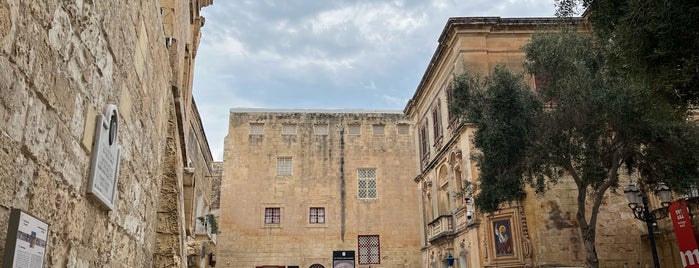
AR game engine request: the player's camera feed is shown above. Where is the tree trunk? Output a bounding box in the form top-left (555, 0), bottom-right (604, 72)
top-left (581, 224), bottom-right (599, 268)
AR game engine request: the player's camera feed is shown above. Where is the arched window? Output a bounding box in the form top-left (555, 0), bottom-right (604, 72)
top-left (309, 264), bottom-right (324, 268)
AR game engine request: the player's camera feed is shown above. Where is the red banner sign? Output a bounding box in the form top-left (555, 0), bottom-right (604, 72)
top-left (670, 200), bottom-right (699, 267)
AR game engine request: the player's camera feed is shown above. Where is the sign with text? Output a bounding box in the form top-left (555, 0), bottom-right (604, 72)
top-left (87, 104), bottom-right (121, 210)
top-left (333, 250), bottom-right (355, 268)
top-left (2, 209), bottom-right (50, 268)
top-left (670, 200), bottom-right (699, 267)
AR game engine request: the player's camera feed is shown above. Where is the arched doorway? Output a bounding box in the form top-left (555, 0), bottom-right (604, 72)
top-left (459, 251), bottom-right (467, 268)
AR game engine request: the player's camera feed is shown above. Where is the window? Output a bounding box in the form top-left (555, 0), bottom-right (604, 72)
top-left (282, 124), bottom-right (297, 135)
top-left (250, 123), bottom-right (264, 135)
top-left (432, 102), bottom-right (443, 146)
top-left (309, 207), bottom-right (325, 224)
top-left (419, 121), bottom-right (429, 159)
top-left (372, 124), bottom-right (385, 135)
top-left (358, 168), bottom-right (377, 199)
top-left (314, 124), bottom-right (329, 135)
top-left (348, 124), bottom-right (361, 135)
top-left (309, 264), bottom-right (324, 268)
top-left (446, 84), bottom-right (455, 125)
top-left (264, 208), bottom-right (280, 224)
top-left (397, 124), bottom-right (409, 135)
top-left (277, 157), bottom-right (292, 176)
top-left (358, 235), bottom-right (380, 264)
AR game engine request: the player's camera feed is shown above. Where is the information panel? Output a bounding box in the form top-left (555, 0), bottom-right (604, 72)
top-left (2, 209), bottom-right (50, 268)
top-left (87, 105), bottom-right (121, 210)
top-left (333, 250), bottom-right (355, 268)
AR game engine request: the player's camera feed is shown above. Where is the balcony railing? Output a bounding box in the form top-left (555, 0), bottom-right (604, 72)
top-left (427, 214), bottom-right (453, 242)
top-left (194, 217), bottom-right (217, 244)
top-left (195, 220), bottom-right (212, 235)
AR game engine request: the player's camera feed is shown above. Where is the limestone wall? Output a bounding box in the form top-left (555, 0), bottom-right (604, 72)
top-left (406, 17), bottom-right (655, 268)
top-left (218, 110), bottom-right (422, 268)
top-left (0, 0), bottom-right (212, 267)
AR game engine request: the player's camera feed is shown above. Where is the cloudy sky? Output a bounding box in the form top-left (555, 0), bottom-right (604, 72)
top-left (193, 0), bottom-right (559, 160)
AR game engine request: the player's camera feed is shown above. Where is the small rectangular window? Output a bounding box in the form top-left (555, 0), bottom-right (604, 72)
top-left (250, 123), bottom-right (264, 135)
top-left (277, 157), bottom-right (292, 176)
top-left (309, 207), bottom-right (325, 224)
top-left (265, 207), bottom-right (280, 224)
top-left (314, 124), bottom-right (329, 135)
top-left (282, 124), bottom-right (297, 135)
top-left (358, 235), bottom-right (380, 264)
top-left (348, 124), bottom-right (361, 135)
top-left (372, 124), bottom-right (385, 135)
top-left (397, 124), bottom-right (409, 135)
top-left (358, 168), bottom-right (377, 199)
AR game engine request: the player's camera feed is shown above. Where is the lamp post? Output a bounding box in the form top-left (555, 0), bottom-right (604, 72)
top-left (623, 182), bottom-right (672, 268)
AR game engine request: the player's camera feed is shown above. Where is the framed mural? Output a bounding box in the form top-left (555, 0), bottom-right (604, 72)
top-left (486, 208), bottom-right (529, 267)
top-left (492, 219), bottom-right (514, 256)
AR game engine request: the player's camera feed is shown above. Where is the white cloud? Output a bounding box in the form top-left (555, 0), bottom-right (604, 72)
top-left (194, 0), bottom-right (558, 160)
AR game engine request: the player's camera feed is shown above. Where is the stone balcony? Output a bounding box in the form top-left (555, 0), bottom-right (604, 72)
top-left (454, 207), bottom-right (477, 232)
top-left (195, 219), bottom-right (217, 244)
top-left (427, 214), bottom-right (454, 243)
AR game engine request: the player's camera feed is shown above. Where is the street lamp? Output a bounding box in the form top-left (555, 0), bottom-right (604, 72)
top-left (624, 182), bottom-right (673, 268)
top-left (445, 253), bottom-right (455, 267)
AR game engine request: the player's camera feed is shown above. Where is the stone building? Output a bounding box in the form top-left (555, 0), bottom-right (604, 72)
top-left (217, 109), bottom-right (422, 268)
top-left (404, 17), bottom-right (657, 267)
top-left (0, 0), bottom-right (217, 267)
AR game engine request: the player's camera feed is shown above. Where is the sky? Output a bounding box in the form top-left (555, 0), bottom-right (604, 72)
top-left (193, 0), bottom-right (560, 160)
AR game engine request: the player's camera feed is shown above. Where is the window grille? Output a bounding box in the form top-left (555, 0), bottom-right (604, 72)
top-left (358, 168), bottom-right (377, 199)
top-left (348, 124), bottom-right (361, 135)
top-left (277, 157), bottom-right (292, 176)
top-left (372, 124), bottom-right (385, 135)
top-left (250, 123), bottom-right (264, 135)
top-left (314, 124), bottom-right (329, 135)
top-left (358, 235), bottom-right (380, 264)
top-left (264, 208), bottom-right (280, 224)
top-left (282, 124), bottom-right (297, 135)
top-left (309, 207), bottom-right (325, 224)
top-left (309, 264), bottom-right (324, 268)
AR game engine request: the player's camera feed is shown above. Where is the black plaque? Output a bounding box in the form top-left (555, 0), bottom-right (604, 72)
top-left (333, 251), bottom-right (355, 268)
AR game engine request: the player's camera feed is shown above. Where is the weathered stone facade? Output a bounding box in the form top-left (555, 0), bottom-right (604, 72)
top-left (404, 17), bottom-right (657, 267)
top-left (0, 0), bottom-right (214, 267)
top-left (218, 109), bottom-right (422, 268)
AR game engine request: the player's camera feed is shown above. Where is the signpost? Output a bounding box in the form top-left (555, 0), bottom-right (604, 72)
top-left (87, 104), bottom-right (121, 210)
top-left (2, 209), bottom-right (49, 268)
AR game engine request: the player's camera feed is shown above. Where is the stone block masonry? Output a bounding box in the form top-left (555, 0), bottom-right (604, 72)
top-left (0, 0), bottom-right (213, 267)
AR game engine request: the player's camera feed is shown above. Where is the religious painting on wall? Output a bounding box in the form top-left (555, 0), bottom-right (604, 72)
top-left (492, 219), bottom-right (514, 256)
top-left (486, 209), bottom-right (531, 267)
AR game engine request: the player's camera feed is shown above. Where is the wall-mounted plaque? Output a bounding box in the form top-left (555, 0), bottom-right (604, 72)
top-left (2, 209), bottom-right (50, 268)
top-left (87, 104), bottom-right (121, 210)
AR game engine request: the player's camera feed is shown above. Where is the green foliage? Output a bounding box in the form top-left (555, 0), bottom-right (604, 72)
top-left (523, 28), bottom-right (699, 195)
top-left (451, 16), bottom-right (699, 268)
top-left (207, 214), bottom-right (218, 234)
top-left (450, 65), bottom-right (546, 212)
top-left (450, 28), bottom-right (699, 215)
top-left (557, 0), bottom-right (699, 108)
